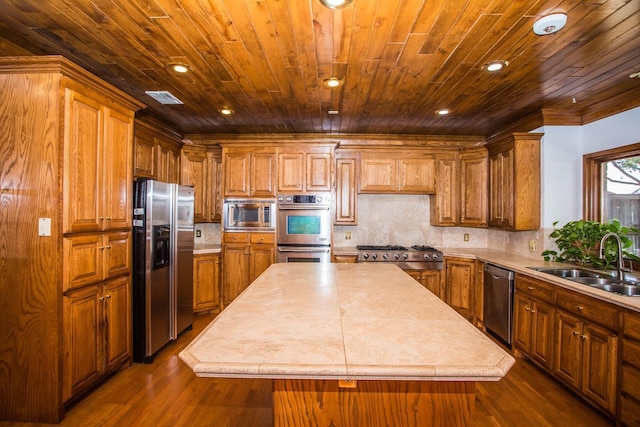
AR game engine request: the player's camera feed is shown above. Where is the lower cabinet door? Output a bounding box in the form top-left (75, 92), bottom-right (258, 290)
top-left (530, 300), bottom-right (554, 370)
top-left (581, 322), bottom-right (617, 414)
top-left (103, 276), bottom-right (131, 372)
top-left (554, 311), bottom-right (582, 389)
top-left (63, 285), bottom-right (102, 403)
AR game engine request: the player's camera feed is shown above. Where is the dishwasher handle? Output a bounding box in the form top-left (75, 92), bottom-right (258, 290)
top-left (484, 264), bottom-right (515, 281)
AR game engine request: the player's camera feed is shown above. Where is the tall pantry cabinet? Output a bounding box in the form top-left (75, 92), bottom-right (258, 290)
top-left (0, 56), bottom-right (144, 423)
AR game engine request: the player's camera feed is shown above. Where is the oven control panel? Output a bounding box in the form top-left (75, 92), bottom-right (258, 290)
top-left (277, 193), bottom-right (331, 206)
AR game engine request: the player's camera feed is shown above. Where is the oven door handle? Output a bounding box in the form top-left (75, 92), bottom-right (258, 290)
top-left (276, 206), bottom-right (331, 211)
top-left (277, 247), bottom-right (331, 253)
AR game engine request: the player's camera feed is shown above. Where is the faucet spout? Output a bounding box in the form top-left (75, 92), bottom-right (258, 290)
top-left (599, 232), bottom-right (630, 280)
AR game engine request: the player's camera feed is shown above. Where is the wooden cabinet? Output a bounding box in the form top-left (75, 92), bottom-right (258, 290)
top-left (430, 152), bottom-right (459, 226)
top-left (553, 288), bottom-right (619, 415)
top-left (133, 117), bottom-right (182, 183)
top-left (487, 132), bottom-right (542, 231)
top-left (460, 149), bottom-right (488, 226)
top-left (62, 275), bottom-right (130, 403)
top-left (332, 254), bottom-right (358, 263)
top-left (193, 253), bottom-right (221, 314)
top-left (63, 232), bottom-right (131, 292)
top-left (223, 149), bottom-right (276, 197)
top-left (335, 154), bottom-right (358, 225)
top-left (181, 146), bottom-right (222, 223)
top-left (405, 270), bottom-right (443, 299)
top-left (63, 89), bottom-right (134, 233)
top-left (0, 57), bottom-right (142, 423)
top-left (621, 310), bottom-right (640, 426)
top-left (443, 257), bottom-right (475, 321)
top-left (222, 232), bottom-right (275, 306)
top-left (278, 148), bottom-right (332, 192)
top-left (359, 151), bottom-right (436, 194)
top-left (431, 149), bottom-right (487, 227)
top-left (156, 141), bottom-right (180, 183)
top-left (554, 310), bottom-right (618, 414)
top-left (513, 275), bottom-right (555, 370)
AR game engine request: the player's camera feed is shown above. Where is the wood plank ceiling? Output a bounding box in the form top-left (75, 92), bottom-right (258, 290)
top-left (0, 0), bottom-right (638, 137)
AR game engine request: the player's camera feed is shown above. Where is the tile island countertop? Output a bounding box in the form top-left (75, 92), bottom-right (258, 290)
top-left (179, 262), bottom-right (515, 382)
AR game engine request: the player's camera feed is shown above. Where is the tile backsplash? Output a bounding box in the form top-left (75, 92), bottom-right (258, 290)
top-left (333, 194), bottom-right (546, 260)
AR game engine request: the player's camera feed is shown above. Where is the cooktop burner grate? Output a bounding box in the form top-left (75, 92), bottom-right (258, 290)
top-left (356, 245), bottom-right (407, 251)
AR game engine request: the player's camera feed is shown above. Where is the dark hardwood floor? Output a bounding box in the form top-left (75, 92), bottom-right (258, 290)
top-left (1, 312), bottom-right (613, 427)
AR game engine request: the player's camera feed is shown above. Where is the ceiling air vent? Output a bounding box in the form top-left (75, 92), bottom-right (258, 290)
top-left (145, 91), bottom-right (183, 105)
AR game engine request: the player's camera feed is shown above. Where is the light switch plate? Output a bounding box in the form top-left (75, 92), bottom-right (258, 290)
top-left (38, 218), bottom-right (51, 236)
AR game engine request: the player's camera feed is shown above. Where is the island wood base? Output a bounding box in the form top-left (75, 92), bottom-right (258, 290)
top-left (273, 379), bottom-right (475, 426)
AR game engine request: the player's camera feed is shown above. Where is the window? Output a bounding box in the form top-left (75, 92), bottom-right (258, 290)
top-left (584, 143), bottom-right (640, 259)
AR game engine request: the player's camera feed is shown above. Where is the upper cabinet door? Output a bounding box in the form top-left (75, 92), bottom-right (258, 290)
top-left (278, 152), bottom-right (304, 192)
top-left (223, 151), bottom-right (251, 197)
top-left (103, 108), bottom-right (133, 231)
top-left (306, 152), bottom-right (332, 192)
top-left (398, 157), bottom-right (436, 193)
top-left (63, 89), bottom-right (103, 234)
top-left (250, 152), bottom-right (277, 197)
top-left (63, 89), bottom-right (133, 233)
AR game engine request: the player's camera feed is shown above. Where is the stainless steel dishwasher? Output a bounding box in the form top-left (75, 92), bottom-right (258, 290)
top-left (483, 264), bottom-right (515, 347)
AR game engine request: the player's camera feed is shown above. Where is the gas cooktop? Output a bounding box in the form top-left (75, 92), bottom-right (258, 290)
top-left (356, 245), bottom-right (443, 268)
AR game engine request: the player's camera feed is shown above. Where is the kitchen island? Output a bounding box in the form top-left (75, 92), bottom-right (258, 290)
top-left (180, 263), bottom-right (514, 426)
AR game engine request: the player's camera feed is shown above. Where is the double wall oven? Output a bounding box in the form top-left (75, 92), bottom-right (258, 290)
top-left (276, 193), bottom-right (332, 263)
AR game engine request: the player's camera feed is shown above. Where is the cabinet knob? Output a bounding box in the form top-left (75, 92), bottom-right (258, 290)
top-left (530, 310), bottom-right (536, 314)
top-left (99, 216), bottom-right (104, 220)
top-left (99, 296), bottom-right (105, 301)
top-left (581, 335), bottom-right (588, 341)
top-left (105, 294), bottom-right (111, 299)
top-left (576, 305), bottom-right (584, 311)
top-left (99, 246), bottom-right (105, 250)
top-left (573, 331), bottom-right (579, 336)
top-left (107, 216), bottom-right (112, 220)
top-left (525, 307), bottom-right (531, 312)
top-left (527, 286), bottom-right (534, 291)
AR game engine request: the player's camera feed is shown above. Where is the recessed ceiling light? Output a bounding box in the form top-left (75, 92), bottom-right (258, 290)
top-left (169, 63), bottom-right (190, 73)
top-left (483, 60), bottom-right (509, 72)
top-left (323, 77), bottom-right (343, 88)
top-left (218, 108), bottom-right (234, 116)
top-left (319, 0), bottom-right (353, 9)
top-left (435, 109), bottom-right (450, 116)
top-left (533, 13), bottom-right (567, 36)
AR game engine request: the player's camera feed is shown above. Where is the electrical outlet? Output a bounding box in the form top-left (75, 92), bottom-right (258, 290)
top-left (345, 231), bottom-right (352, 240)
top-left (463, 233), bottom-right (469, 241)
top-left (529, 239), bottom-right (536, 252)
top-left (196, 230), bottom-right (202, 238)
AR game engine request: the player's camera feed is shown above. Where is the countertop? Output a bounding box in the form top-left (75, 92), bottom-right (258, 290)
top-left (180, 263), bottom-right (515, 381)
top-left (193, 244), bottom-right (221, 254)
top-left (333, 246), bottom-right (640, 312)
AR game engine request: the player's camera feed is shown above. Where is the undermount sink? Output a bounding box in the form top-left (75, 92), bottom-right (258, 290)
top-left (527, 267), bottom-right (604, 278)
top-left (527, 267), bottom-right (640, 297)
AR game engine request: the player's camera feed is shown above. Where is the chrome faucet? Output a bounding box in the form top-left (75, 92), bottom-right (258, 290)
top-left (599, 232), bottom-right (631, 280)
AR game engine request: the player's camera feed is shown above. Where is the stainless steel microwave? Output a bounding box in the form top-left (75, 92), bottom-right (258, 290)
top-left (223, 199), bottom-right (276, 231)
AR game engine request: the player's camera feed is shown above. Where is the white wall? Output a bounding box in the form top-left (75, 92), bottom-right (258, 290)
top-left (538, 106), bottom-right (640, 228)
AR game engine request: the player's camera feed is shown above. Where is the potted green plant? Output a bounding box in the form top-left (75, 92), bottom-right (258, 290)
top-left (542, 219), bottom-right (640, 270)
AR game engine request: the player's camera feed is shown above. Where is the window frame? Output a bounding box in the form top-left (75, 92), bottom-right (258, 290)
top-left (583, 142), bottom-right (640, 267)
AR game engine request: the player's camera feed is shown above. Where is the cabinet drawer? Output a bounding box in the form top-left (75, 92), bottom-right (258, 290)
top-left (620, 394), bottom-right (640, 427)
top-left (622, 363), bottom-right (640, 398)
top-left (223, 232), bottom-right (250, 243)
top-left (624, 310), bottom-right (640, 341)
top-left (515, 274), bottom-right (555, 303)
top-left (623, 337), bottom-right (640, 368)
top-left (250, 233), bottom-right (275, 244)
top-left (556, 289), bottom-right (619, 331)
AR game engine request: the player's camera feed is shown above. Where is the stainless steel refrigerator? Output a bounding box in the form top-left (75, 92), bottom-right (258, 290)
top-left (132, 179), bottom-right (194, 363)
